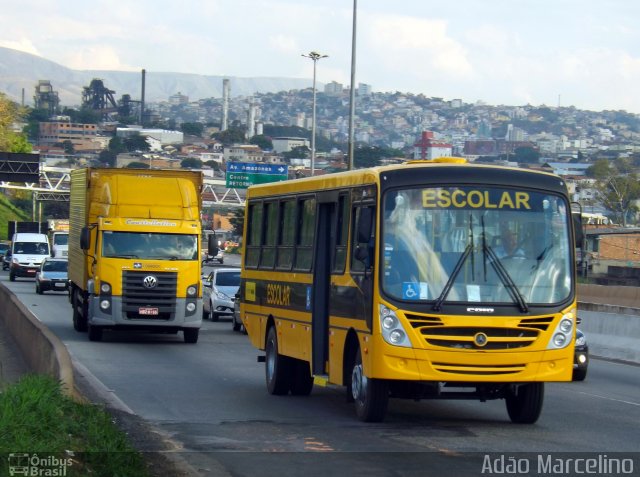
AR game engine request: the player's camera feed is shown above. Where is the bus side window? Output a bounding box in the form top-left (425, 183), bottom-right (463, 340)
top-left (294, 197), bottom-right (316, 271)
top-left (332, 194), bottom-right (349, 273)
top-left (351, 206), bottom-right (375, 272)
top-left (245, 202), bottom-right (263, 268)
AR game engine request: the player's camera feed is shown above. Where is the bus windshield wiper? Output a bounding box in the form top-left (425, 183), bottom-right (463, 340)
top-left (483, 243), bottom-right (529, 313)
top-left (433, 243), bottom-right (473, 312)
top-left (107, 254), bottom-right (139, 259)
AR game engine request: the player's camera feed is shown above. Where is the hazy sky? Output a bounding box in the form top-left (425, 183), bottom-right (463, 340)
top-left (2, 0), bottom-right (639, 113)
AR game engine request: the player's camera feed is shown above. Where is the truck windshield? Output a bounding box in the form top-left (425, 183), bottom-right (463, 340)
top-left (382, 186), bottom-right (572, 307)
top-left (53, 234), bottom-right (68, 245)
top-left (102, 232), bottom-right (198, 260)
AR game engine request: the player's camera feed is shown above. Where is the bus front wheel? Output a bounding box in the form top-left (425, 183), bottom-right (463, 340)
top-left (506, 382), bottom-right (544, 424)
top-left (351, 347), bottom-right (388, 422)
top-left (265, 326), bottom-right (292, 395)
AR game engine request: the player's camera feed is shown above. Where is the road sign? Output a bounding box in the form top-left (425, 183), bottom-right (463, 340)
top-left (226, 162), bottom-right (288, 189)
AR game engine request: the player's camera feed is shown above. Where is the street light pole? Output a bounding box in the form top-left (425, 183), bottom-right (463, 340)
top-left (302, 51), bottom-right (327, 176)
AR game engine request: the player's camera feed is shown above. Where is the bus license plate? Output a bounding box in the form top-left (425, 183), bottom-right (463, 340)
top-left (139, 307), bottom-right (159, 316)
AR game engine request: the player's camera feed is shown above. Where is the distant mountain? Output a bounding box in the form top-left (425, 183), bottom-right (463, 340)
top-left (0, 47), bottom-right (313, 107)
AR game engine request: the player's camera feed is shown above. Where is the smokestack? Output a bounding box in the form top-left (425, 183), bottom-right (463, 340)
top-left (247, 100), bottom-right (256, 139)
top-left (140, 69), bottom-right (146, 126)
top-left (222, 78), bottom-right (230, 131)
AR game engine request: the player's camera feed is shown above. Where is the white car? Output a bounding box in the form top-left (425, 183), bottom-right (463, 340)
top-left (202, 268), bottom-right (240, 321)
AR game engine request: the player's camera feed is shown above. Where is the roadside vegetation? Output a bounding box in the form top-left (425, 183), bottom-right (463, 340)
top-left (0, 193), bottom-right (30, 241)
top-left (0, 374), bottom-right (149, 476)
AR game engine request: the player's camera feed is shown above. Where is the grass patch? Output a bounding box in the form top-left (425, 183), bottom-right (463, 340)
top-left (0, 374), bottom-right (149, 476)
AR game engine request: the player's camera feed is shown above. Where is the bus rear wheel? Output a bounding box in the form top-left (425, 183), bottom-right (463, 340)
top-left (506, 382), bottom-right (544, 424)
top-left (351, 346), bottom-right (388, 422)
top-left (265, 326), bottom-right (292, 395)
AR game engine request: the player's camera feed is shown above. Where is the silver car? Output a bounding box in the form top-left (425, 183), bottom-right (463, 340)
top-left (35, 258), bottom-right (69, 294)
top-left (202, 268), bottom-right (241, 321)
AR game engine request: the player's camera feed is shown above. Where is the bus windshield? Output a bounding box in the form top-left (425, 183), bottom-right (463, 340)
top-left (102, 232), bottom-right (198, 260)
top-left (382, 186), bottom-right (572, 307)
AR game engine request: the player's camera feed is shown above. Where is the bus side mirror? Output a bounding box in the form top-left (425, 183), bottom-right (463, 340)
top-left (572, 212), bottom-right (584, 248)
top-left (80, 227), bottom-right (91, 250)
top-left (208, 234), bottom-right (219, 257)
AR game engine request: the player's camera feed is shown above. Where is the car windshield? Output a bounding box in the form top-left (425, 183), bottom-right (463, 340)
top-left (382, 186), bottom-right (572, 307)
top-left (14, 242), bottom-right (50, 254)
top-left (43, 260), bottom-right (68, 272)
top-left (215, 271), bottom-right (240, 287)
top-left (102, 232), bottom-right (198, 260)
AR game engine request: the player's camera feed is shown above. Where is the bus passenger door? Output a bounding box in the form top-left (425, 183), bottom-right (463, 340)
top-left (311, 198), bottom-right (336, 375)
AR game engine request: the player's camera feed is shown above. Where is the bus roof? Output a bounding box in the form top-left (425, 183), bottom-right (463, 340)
top-left (246, 161), bottom-right (568, 200)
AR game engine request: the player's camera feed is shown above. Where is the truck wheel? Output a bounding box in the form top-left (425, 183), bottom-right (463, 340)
top-left (506, 383), bottom-right (544, 424)
top-left (88, 323), bottom-right (103, 342)
top-left (265, 325), bottom-right (292, 395)
top-left (351, 345), bottom-right (388, 422)
top-left (184, 328), bottom-right (199, 343)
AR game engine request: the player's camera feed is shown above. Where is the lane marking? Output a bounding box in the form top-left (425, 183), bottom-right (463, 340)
top-left (575, 390), bottom-right (640, 407)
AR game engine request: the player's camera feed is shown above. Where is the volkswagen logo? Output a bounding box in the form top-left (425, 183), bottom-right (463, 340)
top-left (474, 332), bottom-right (488, 347)
top-left (143, 275), bottom-right (158, 289)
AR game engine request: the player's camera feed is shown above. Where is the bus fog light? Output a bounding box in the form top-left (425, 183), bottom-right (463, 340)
top-left (553, 333), bottom-right (566, 347)
top-left (186, 302), bottom-right (196, 312)
top-left (100, 300), bottom-right (110, 310)
top-left (577, 354), bottom-right (587, 364)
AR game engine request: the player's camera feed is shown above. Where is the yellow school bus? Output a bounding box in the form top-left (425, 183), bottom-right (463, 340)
top-left (239, 158), bottom-right (580, 423)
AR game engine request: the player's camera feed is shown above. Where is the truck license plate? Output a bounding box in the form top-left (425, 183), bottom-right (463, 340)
top-left (139, 307), bottom-right (159, 316)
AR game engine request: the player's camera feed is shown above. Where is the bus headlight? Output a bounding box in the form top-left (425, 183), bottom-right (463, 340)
top-left (547, 310), bottom-right (575, 349)
top-left (379, 305), bottom-right (411, 348)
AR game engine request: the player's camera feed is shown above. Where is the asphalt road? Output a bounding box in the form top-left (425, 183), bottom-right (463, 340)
top-left (2, 258), bottom-right (639, 476)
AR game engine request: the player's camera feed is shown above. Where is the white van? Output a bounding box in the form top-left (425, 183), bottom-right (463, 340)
top-left (9, 233), bottom-right (51, 282)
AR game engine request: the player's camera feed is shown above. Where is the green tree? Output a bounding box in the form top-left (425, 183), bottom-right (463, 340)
top-left (513, 146), bottom-right (540, 164)
top-left (249, 134), bottom-right (273, 150)
top-left (181, 122), bottom-right (204, 136)
top-left (98, 149), bottom-right (117, 167)
top-left (228, 207), bottom-right (245, 238)
top-left (181, 157), bottom-right (203, 169)
top-left (0, 93), bottom-right (32, 152)
top-left (123, 134), bottom-right (150, 152)
top-left (108, 136), bottom-right (127, 153)
top-left (212, 126), bottom-right (246, 145)
top-left (587, 159), bottom-right (640, 226)
top-left (282, 145), bottom-right (310, 160)
top-left (62, 140), bottom-right (75, 155)
top-left (126, 161), bottom-right (150, 169)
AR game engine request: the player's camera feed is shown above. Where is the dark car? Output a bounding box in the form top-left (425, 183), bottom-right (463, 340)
top-left (573, 328), bottom-right (589, 381)
top-left (0, 243), bottom-right (10, 270)
top-left (35, 258), bottom-right (69, 294)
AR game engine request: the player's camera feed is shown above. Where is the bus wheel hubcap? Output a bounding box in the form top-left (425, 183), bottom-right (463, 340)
top-left (352, 364), bottom-right (366, 402)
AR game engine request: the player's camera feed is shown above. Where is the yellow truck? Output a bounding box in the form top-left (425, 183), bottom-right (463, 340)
top-left (68, 168), bottom-right (206, 343)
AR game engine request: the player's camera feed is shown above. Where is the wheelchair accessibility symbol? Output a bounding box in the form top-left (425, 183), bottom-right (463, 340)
top-left (402, 282), bottom-right (419, 300)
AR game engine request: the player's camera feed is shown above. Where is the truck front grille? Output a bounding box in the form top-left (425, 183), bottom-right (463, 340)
top-left (122, 271), bottom-right (178, 320)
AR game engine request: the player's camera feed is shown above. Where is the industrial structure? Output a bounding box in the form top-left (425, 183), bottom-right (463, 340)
top-left (33, 80), bottom-right (60, 116)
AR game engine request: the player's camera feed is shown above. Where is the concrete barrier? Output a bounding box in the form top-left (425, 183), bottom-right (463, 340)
top-left (0, 284), bottom-right (75, 397)
top-left (577, 284), bottom-right (640, 364)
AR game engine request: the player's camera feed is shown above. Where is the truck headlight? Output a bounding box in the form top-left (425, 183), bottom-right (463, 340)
top-left (379, 305), bottom-right (411, 348)
top-left (187, 285), bottom-right (197, 297)
top-left (186, 302), bottom-right (196, 312)
top-left (100, 282), bottom-right (112, 295)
